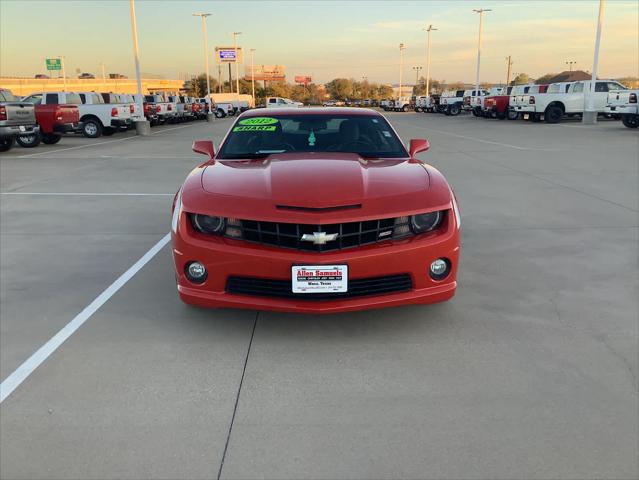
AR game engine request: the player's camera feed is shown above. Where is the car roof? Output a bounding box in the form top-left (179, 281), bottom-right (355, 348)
top-left (239, 107), bottom-right (383, 118)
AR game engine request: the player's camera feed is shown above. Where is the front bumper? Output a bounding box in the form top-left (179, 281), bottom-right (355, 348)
top-left (0, 124), bottom-right (39, 138)
top-left (172, 216), bottom-right (460, 314)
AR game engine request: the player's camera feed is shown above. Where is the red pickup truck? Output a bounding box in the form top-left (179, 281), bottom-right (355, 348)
top-left (16, 100), bottom-right (82, 147)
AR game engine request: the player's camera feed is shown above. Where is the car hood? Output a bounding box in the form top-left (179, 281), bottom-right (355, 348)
top-left (182, 153), bottom-right (453, 222)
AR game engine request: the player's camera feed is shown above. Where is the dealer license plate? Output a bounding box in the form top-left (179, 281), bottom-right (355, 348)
top-left (292, 265), bottom-right (348, 293)
top-left (523, 113), bottom-right (530, 120)
top-left (18, 125), bottom-right (26, 132)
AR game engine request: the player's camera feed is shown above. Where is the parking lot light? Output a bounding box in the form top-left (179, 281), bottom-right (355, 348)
top-left (583, 0), bottom-right (605, 125)
top-left (193, 13), bottom-right (213, 117)
top-left (398, 43), bottom-right (406, 100)
top-left (423, 25), bottom-right (437, 96)
top-left (473, 9), bottom-right (491, 100)
top-left (129, 0), bottom-right (150, 135)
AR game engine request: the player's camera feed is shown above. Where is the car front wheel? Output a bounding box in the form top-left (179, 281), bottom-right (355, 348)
top-left (449, 104), bottom-right (461, 116)
top-left (82, 119), bottom-right (102, 138)
top-left (0, 137), bottom-right (15, 152)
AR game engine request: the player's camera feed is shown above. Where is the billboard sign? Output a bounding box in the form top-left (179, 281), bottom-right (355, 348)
top-left (45, 58), bottom-right (61, 71)
top-left (215, 47), bottom-right (243, 63)
top-left (295, 75), bottom-right (312, 86)
top-left (244, 65), bottom-right (286, 82)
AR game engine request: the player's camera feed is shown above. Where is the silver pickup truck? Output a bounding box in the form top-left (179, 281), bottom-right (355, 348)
top-left (0, 89), bottom-right (40, 152)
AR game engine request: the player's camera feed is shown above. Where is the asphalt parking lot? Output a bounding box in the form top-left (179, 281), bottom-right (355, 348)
top-left (1, 113), bottom-right (637, 480)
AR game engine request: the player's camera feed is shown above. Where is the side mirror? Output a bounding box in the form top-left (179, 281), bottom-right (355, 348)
top-left (409, 138), bottom-right (430, 158)
top-left (192, 140), bottom-right (215, 160)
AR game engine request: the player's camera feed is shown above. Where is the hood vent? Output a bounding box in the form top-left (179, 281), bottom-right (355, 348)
top-left (276, 204), bottom-right (362, 212)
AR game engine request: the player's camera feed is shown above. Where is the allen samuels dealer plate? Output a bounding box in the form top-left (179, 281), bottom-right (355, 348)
top-left (291, 265), bottom-right (348, 293)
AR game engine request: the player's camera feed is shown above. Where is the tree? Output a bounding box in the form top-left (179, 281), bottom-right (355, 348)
top-left (325, 78), bottom-right (353, 100)
top-left (376, 84), bottom-right (394, 99)
top-left (535, 73), bottom-right (557, 85)
top-left (185, 74), bottom-right (219, 97)
top-left (510, 73), bottom-right (530, 85)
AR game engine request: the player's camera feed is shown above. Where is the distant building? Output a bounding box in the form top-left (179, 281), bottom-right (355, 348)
top-left (546, 70), bottom-right (593, 83)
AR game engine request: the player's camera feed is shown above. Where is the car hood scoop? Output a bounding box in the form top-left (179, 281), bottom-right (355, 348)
top-left (201, 154), bottom-right (429, 209)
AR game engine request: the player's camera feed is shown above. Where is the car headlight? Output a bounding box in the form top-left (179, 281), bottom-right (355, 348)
top-left (191, 214), bottom-right (226, 234)
top-left (410, 211), bottom-right (444, 233)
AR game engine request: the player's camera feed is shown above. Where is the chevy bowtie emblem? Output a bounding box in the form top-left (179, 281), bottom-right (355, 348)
top-left (301, 231), bottom-right (339, 245)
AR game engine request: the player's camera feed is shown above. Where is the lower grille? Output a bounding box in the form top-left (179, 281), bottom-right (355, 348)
top-left (226, 274), bottom-right (413, 300)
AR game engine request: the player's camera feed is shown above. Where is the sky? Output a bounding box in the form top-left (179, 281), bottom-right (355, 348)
top-left (1, 0), bottom-right (637, 84)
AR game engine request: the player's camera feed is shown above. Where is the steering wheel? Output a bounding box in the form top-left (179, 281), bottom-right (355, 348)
top-left (339, 139), bottom-right (377, 151)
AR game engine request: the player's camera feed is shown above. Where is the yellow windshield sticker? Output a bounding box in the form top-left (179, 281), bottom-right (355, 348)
top-left (238, 117), bottom-right (278, 126)
top-left (233, 125), bottom-right (277, 132)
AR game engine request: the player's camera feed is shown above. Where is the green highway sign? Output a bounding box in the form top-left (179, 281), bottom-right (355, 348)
top-left (45, 58), bottom-right (61, 71)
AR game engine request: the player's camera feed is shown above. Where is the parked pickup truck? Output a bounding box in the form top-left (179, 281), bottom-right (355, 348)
top-left (414, 96), bottom-right (430, 112)
top-left (266, 97), bottom-right (303, 108)
top-left (17, 96), bottom-right (81, 147)
top-left (145, 94), bottom-right (175, 124)
top-left (78, 91), bottom-right (132, 135)
top-left (606, 90), bottom-right (638, 128)
top-left (514, 80), bottom-right (628, 123)
top-left (101, 93), bottom-right (143, 123)
top-left (440, 90), bottom-right (465, 115)
top-left (215, 102), bottom-right (235, 118)
top-left (0, 89), bottom-right (39, 152)
top-left (393, 97), bottom-right (412, 112)
top-left (481, 86), bottom-right (513, 119)
top-left (463, 89), bottom-right (490, 115)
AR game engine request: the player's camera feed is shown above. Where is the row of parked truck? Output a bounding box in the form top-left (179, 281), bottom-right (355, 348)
top-left (0, 89), bottom-right (252, 151)
top-left (386, 79), bottom-right (638, 128)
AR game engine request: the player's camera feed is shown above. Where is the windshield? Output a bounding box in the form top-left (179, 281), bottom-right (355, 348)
top-left (216, 114), bottom-right (409, 159)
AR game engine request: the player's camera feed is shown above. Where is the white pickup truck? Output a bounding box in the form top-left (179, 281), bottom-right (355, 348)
top-left (145, 94), bottom-right (176, 124)
top-left (440, 89), bottom-right (465, 115)
top-left (21, 91), bottom-right (130, 137)
top-left (266, 97), bottom-right (303, 108)
top-left (463, 89), bottom-right (490, 115)
top-left (513, 80), bottom-right (628, 123)
top-left (393, 97), bottom-right (412, 112)
top-left (606, 90), bottom-right (638, 128)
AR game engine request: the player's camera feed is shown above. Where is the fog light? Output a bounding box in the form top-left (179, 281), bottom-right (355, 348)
top-left (186, 261), bottom-right (207, 283)
top-left (429, 258), bottom-right (450, 280)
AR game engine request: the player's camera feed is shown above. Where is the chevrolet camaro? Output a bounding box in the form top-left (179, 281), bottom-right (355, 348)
top-left (171, 108), bottom-right (461, 313)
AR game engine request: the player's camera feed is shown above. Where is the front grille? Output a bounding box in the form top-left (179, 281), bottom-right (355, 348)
top-left (226, 274), bottom-right (413, 300)
top-left (225, 217), bottom-right (411, 252)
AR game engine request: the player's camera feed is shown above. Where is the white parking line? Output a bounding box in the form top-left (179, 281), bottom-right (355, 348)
top-left (18, 124), bottom-right (196, 158)
top-left (0, 233), bottom-right (171, 404)
top-left (407, 123), bottom-right (561, 151)
top-left (1, 192), bottom-right (173, 196)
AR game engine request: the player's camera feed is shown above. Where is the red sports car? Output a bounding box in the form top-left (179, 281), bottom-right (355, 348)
top-left (171, 108), bottom-right (460, 313)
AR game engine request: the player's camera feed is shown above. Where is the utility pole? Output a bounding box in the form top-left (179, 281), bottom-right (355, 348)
top-left (398, 43), bottom-right (405, 100)
top-left (233, 31), bottom-right (242, 95)
top-left (565, 60), bottom-right (577, 72)
top-left (250, 48), bottom-right (256, 107)
top-left (129, 0), bottom-right (149, 133)
top-left (412, 66), bottom-right (423, 87)
top-left (193, 13), bottom-right (212, 116)
top-left (505, 55), bottom-right (513, 86)
top-left (584, 0), bottom-right (605, 124)
top-left (100, 62), bottom-right (107, 91)
top-left (60, 56), bottom-right (67, 91)
top-left (424, 25), bottom-right (437, 96)
top-left (473, 9), bottom-right (491, 98)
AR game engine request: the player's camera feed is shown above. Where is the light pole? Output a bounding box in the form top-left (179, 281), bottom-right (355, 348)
top-left (473, 8), bottom-right (491, 97)
top-left (129, 0), bottom-right (149, 134)
top-left (423, 25), bottom-right (437, 96)
top-left (60, 56), bottom-right (67, 91)
top-left (100, 62), bottom-right (107, 91)
top-left (565, 60), bottom-right (577, 72)
top-left (412, 66), bottom-right (423, 87)
top-left (250, 48), bottom-right (255, 107)
top-left (233, 31), bottom-right (242, 95)
top-left (193, 13), bottom-right (212, 116)
top-left (584, 0), bottom-right (605, 124)
top-left (398, 43), bottom-right (405, 100)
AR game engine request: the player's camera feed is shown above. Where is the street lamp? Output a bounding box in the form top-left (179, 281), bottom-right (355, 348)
top-left (398, 43), bottom-right (406, 100)
top-left (584, 0), bottom-right (605, 124)
top-left (565, 60), bottom-right (577, 72)
top-left (250, 48), bottom-right (256, 107)
top-left (412, 66), bottom-right (423, 86)
top-left (129, 0), bottom-right (149, 134)
top-left (193, 13), bottom-right (212, 116)
top-left (423, 25), bottom-right (437, 96)
top-left (233, 31), bottom-right (242, 95)
top-left (473, 9), bottom-right (491, 97)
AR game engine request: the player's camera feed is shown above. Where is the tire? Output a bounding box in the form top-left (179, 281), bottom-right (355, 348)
top-left (472, 107), bottom-right (481, 117)
top-left (544, 105), bottom-right (563, 124)
top-left (16, 132), bottom-right (41, 148)
top-left (507, 109), bottom-right (519, 120)
top-left (215, 109), bottom-right (224, 118)
top-left (415, 107), bottom-right (422, 113)
top-left (82, 118), bottom-right (102, 138)
top-left (0, 137), bottom-right (15, 152)
top-left (402, 105), bottom-right (409, 112)
top-left (621, 115), bottom-right (639, 128)
top-left (102, 127), bottom-right (116, 136)
top-left (449, 104), bottom-right (461, 116)
top-left (42, 133), bottom-right (62, 144)
top-left (489, 110), bottom-right (498, 119)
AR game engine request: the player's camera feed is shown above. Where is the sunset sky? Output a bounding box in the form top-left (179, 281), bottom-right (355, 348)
top-left (1, 0), bottom-right (637, 84)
